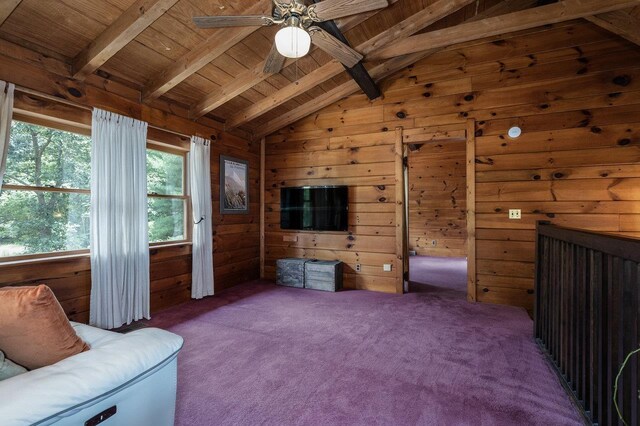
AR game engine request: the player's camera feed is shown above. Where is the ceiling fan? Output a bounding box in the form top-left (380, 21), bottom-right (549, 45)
top-left (193, 0), bottom-right (389, 74)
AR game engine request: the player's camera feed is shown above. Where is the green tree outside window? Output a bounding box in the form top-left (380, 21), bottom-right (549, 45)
top-left (0, 121), bottom-right (187, 258)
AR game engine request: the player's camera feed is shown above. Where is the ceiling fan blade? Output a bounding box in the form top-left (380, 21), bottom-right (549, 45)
top-left (192, 16), bottom-right (271, 29)
top-left (263, 43), bottom-right (286, 74)
top-left (310, 0), bottom-right (389, 21)
top-left (310, 27), bottom-right (363, 68)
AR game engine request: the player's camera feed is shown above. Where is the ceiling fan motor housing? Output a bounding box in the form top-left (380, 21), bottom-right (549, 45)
top-left (273, 0), bottom-right (318, 29)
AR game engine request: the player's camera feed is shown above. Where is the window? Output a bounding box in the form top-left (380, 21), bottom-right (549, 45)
top-left (147, 148), bottom-right (187, 244)
top-left (0, 121), bottom-right (91, 258)
top-left (0, 121), bottom-right (189, 260)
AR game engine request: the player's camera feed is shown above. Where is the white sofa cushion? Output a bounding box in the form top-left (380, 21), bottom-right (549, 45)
top-left (71, 321), bottom-right (120, 347)
top-left (0, 323), bottom-right (183, 425)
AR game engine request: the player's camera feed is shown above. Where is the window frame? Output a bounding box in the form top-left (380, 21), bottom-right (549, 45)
top-left (146, 144), bottom-right (190, 246)
top-left (0, 117), bottom-right (93, 262)
top-left (0, 114), bottom-right (193, 263)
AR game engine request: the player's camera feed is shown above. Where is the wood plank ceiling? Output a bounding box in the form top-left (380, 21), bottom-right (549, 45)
top-left (1, 0), bottom-right (639, 139)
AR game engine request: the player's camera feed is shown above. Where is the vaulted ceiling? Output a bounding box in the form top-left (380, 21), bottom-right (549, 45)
top-left (1, 0), bottom-right (639, 140)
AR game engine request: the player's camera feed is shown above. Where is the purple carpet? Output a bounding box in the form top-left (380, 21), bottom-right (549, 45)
top-left (409, 255), bottom-right (468, 293)
top-left (149, 280), bottom-right (581, 425)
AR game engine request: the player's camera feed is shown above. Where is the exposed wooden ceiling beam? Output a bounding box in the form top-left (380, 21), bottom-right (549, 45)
top-left (188, 0), bottom-right (401, 119)
top-left (227, 61), bottom-right (343, 129)
top-left (370, 0), bottom-right (640, 60)
top-left (254, 0), bottom-right (537, 139)
top-left (253, 54), bottom-right (424, 139)
top-left (226, 0), bottom-right (478, 129)
top-left (72, 0), bottom-right (179, 80)
top-left (585, 9), bottom-right (640, 47)
top-left (0, 44), bottom-right (240, 141)
top-left (142, 1), bottom-right (270, 101)
top-left (312, 21), bottom-right (380, 100)
top-left (0, 0), bottom-right (22, 27)
top-left (310, 0), bottom-right (380, 100)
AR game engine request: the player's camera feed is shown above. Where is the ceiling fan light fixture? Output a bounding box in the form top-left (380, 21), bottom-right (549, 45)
top-left (275, 19), bottom-right (311, 59)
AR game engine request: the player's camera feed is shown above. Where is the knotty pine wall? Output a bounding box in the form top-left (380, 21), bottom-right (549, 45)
top-left (264, 130), bottom-right (399, 293)
top-left (266, 20), bottom-right (640, 310)
top-left (408, 140), bottom-right (467, 257)
top-left (0, 130), bottom-right (260, 324)
top-left (211, 137), bottom-right (261, 291)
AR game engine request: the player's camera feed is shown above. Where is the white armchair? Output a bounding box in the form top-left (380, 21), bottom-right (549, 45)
top-left (0, 322), bottom-right (183, 426)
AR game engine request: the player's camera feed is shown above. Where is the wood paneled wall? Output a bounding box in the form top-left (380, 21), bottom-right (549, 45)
top-left (0, 245), bottom-right (192, 323)
top-left (408, 140), bottom-right (467, 257)
top-left (264, 129), bottom-right (400, 293)
top-left (266, 20), bottom-right (640, 309)
top-left (211, 137), bottom-right (261, 292)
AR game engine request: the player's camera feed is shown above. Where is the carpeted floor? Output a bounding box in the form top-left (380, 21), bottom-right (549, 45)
top-left (149, 280), bottom-right (581, 425)
top-left (409, 255), bottom-right (468, 293)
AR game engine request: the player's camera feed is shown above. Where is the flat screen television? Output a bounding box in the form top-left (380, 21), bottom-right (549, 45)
top-left (280, 186), bottom-right (348, 232)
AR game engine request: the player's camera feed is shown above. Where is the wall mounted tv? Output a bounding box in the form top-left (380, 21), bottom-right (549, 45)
top-left (280, 186), bottom-right (348, 232)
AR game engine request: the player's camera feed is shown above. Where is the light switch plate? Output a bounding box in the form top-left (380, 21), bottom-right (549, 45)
top-left (509, 209), bottom-right (522, 220)
top-left (383, 264), bottom-right (392, 272)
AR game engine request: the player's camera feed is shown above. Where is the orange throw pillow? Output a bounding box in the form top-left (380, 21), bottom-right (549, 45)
top-left (0, 285), bottom-right (89, 370)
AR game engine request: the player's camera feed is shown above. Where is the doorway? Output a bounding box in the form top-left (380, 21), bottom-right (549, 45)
top-left (398, 121), bottom-right (475, 299)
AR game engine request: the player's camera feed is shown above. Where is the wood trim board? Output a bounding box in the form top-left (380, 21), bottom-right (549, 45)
top-left (260, 137), bottom-right (266, 279)
top-left (395, 127), bottom-right (405, 294)
top-left (402, 121), bottom-right (475, 301)
top-left (466, 118), bottom-right (477, 302)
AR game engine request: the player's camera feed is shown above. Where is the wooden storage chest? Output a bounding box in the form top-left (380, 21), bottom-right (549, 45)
top-left (276, 258), bottom-right (308, 288)
top-left (304, 260), bottom-right (343, 292)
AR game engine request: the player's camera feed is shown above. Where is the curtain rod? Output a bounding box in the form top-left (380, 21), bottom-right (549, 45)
top-left (14, 85), bottom-right (194, 140)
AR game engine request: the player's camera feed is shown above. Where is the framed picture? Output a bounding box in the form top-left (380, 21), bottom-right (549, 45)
top-left (220, 155), bottom-right (249, 214)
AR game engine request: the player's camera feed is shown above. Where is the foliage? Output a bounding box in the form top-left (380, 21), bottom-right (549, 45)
top-left (147, 149), bottom-right (183, 196)
top-left (0, 121), bottom-right (91, 256)
top-left (0, 121), bottom-right (185, 257)
top-left (147, 149), bottom-right (185, 243)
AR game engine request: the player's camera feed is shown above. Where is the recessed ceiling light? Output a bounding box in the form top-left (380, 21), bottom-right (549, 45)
top-left (508, 126), bottom-right (522, 139)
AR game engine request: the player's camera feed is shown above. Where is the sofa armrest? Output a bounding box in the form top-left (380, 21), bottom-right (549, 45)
top-left (0, 327), bottom-right (183, 426)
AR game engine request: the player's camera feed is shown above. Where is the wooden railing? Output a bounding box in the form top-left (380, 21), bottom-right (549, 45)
top-left (535, 222), bottom-right (640, 426)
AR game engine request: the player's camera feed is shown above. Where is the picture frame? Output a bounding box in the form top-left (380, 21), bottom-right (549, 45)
top-left (220, 155), bottom-right (249, 214)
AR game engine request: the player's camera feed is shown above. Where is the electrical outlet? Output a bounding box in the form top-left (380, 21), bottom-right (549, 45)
top-left (509, 209), bottom-right (522, 220)
top-left (355, 264), bottom-right (361, 272)
top-left (383, 264), bottom-right (392, 272)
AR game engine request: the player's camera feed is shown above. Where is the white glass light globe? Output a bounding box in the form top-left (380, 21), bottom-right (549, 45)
top-left (275, 26), bottom-right (311, 59)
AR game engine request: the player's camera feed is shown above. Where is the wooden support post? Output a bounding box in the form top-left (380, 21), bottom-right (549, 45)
top-left (466, 118), bottom-right (476, 302)
top-left (394, 127), bottom-right (405, 294)
top-left (260, 137), bottom-right (266, 280)
top-left (403, 142), bottom-right (410, 292)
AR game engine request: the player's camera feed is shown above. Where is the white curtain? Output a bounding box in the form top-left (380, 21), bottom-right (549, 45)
top-left (90, 108), bottom-right (150, 329)
top-left (0, 81), bottom-right (15, 190)
top-left (190, 136), bottom-right (214, 299)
